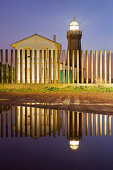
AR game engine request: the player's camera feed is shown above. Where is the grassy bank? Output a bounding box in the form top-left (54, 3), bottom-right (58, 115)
top-left (0, 84), bottom-right (113, 93)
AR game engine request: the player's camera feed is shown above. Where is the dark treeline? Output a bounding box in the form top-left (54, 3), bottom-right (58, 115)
top-left (0, 63), bottom-right (15, 83)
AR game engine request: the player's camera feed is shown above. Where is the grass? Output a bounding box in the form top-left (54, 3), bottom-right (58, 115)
top-left (0, 84), bottom-right (113, 93)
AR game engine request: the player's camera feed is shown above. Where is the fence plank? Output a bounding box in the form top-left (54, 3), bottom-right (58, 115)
top-left (6, 49), bottom-right (8, 84)
top-left (49, 50), bottom-right (51, 83)
top-left (100, 50), bottom-right (102, 84)
top-left (58, 50), bottom-right (60, 83)
top-left (90, 50), bottom-right (93, 84)
top-left (30, 50), bottom-right (32, 84)
top-left (39, 50), bottom-right (42, 84)
top-left (104, 50), bottom-right (107, 83)
top-left (86, 50), bottom-right (88, 84)
top-left (44, 50), bottom-right (46, 84)
top-left (81, 50), bottom-right (83, 83)
top-left (15, 50), bottom-right (17, 84)
top-left (77, 50), bottom-right (79, 84)
top-left (20, 49), bottom-right (22, 84)
top-left (67, 50), bottom-right (70, 84)
top-left (11, 50), bottom-right (13, 84)
top-left (35, 50), bottom-right (37, 84)
top-left (109, 50), bottom-right (111, 84)
top-left (53, 50), bottom-right (56, 84)
top-left (72, 50), bottom-right (75, 84)
top-left (25, 50), bottom-right (27, 84)
top-left (63, 50), bottom-right (65, 84)
top-left (95, 50), bottom-right (98, 84)
top-left (1, 50), bottom-right (3, 84)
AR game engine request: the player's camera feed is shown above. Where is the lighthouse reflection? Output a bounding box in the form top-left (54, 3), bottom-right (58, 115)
top-left (0, 106), bottom-right (112, 151)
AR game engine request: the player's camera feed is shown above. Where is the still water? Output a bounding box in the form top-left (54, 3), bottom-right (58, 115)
top-left (0, 106), bottom-right (113, 170)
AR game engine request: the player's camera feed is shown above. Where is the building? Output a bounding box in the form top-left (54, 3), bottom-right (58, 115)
top-left (11, 34), bottom-right (61, 83)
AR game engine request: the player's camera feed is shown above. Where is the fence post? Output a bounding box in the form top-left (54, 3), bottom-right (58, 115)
top-left (77, 50), bottom-right (79, 84)
top-left (95, 114), bottom-right (98, 136)
top-left (25, 50), bottom-right (27, 84)
top-left (58, 50), bottom-right (60, 84)
top-left (53, 50), bottom-right (56, 84)
top-left (86, 113), bottom-right (88, 136)
top-left (100, 115), bottom-right (102, 136)
top-left (44, 50), bottom-right (46, 84)
top-left (20, 49), bottom-right (22, 84)
top-left (39, 50), bottom-right (42, 84)
top-left (100, 50), bottom-right (102, 84)
top-left (86, 50), bottom-right (88, 84)
top-left (104, 50), bottom-right (107, 84)
top-left (81, 50), bottom-right (83, 84)
top-left (15, 49), bottom-right (17, 84)
top-left (95, 50), bottom-right (98, 84)
top-left (49, 50), bottom-right (51, 83)
top-left (30, 50), bottom-right (32, 84)
top-left (11, 50), bottom-right (13, 84)
top-left (6, 49), bottom-right (8, 84)
top-left (1, 50), bottom-right (3, 84)
top-left (90, 50), bottom-right (93, 84)
top-left (63, 50), bottom-right (65, 84)
top-left (72, 50), bottom-right (75, 84)
top-left (109, 50), bottom-right (111, 84)
top-left (35, 50), bottom-right (37, 84)
top-left (67, 50), bottom-right (70, 84)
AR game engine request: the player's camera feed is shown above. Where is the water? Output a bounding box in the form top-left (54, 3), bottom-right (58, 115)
top-left (0, 106), bottom-right (113, 170)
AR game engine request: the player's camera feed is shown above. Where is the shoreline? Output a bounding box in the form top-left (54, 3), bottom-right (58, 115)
top-left (0, 91), bottom-right (113, 115)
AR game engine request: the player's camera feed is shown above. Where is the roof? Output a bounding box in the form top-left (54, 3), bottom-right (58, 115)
top-left (11, 34), bottom-right (61, 47)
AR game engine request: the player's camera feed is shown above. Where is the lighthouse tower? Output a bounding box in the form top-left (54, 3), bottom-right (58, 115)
top-left (67, 18), bottom-right (82, 67)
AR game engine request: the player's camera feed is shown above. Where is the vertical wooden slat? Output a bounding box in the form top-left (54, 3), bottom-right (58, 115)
top-left (67, 111), bottom-right (70, 139)
top-left (109, 115), bottom-right (111, 136)
top-left (30, 50), bottom-right (32, 83)
top-left (25, 50), bottom-right (27, 84)
top-left (11, 50), bottom-right (13, 84)
top-left (44, 109), bottom-right (46, 136)
top-left (100, 50), bottom-right (102, 84)
top-left (90, 113), bottom-right (93, 136)
top-left (53, 50), bottom-right (56, 84)
top-left (86, 113), bottom-right (88, 136)
top-left (63, 50), bottom-right (65, 84)
top-left (1, 106), bottom-right (3, 137)
top-left (58, 110), bottom-right (60, 136)
top-left (95, 50), bottom-right (98, 84)
top-left (81, 112), bottom-right (83, 136)
top-left (86, 50), bottom-right (88, 84)
top-left (104, 50), bottom-right (107, 84)
top-left (109, 50), bottom-right (111, 84)
top-left (104, 115), bottom-right (107, 136)
top-left (1, 50), bottom-right (3, 84)
top-left (25, 107), bottom-right (27, 137)
top-left (30, 107), bottom-right (32, 137)
top-left (81, 50), bottom-right (83, 83)
top-left (35, 50), bottom-right (37, 84)
top-left (39, 50), bottom-right (42, 84)
top-left (44, 50), bottom-right (46, 84)
top-left (91, 50), bottom-right (93, 84)
top-left (49, 109), bottom-right (51, 136)
top-left (20, 49), bottom-right (22, 84)
top-left (63, 111), bottom-right (65, 136)
top-left (95, 114), bottom-right (98, 136)
top-left (72, 111), bottom-right (75, 137)
top-left (6, 49), bottom-right (8, 84)
top-left (15, 49), bottom-right (17, 84)
top-left (49, 50), bottom-right (51, 83)
top-left (11, 106), bottom-right (13, 137)
top-left (77, 50), bottom-right (79, 84)
top-left (6, 106), bottom-right (8, 137)
top-left (77, 112), bottom-right (79, 136)
top-left (67, 50), bottom-right (70, 84)
top-left (20, 106), bottom-right (23, 137)
top-left (72, 50), bottom-right (75, 84)
top-left (58, 50), bottom-right (60, 83)
top-left (100, 115), bottom-right (102, 136)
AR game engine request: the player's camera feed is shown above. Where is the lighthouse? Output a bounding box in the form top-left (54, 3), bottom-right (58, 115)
top-left (67, 18), bottom-right (82, 67)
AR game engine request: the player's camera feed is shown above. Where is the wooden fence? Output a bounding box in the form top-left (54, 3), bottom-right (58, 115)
top-left (0, 49), bottom-right (112, 84)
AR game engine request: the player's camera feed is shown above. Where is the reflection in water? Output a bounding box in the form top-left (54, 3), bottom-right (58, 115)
top-left (0, 106), bottom-right (112, 151)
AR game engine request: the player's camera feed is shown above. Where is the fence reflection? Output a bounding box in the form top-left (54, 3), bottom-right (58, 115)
top-left (0, 106), bottom-right (112, 140)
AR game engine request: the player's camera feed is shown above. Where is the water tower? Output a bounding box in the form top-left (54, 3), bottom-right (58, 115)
top-left (67, 17), bottom-right (82, 67)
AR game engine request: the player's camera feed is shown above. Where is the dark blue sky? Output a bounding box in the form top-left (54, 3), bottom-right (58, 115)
top-left (0, 0), bottom-right (113, 51)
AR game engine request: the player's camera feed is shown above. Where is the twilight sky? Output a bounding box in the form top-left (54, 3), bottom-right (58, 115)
top-left (0, 0), bottom-right (113, 51)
